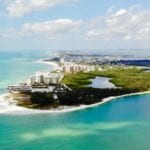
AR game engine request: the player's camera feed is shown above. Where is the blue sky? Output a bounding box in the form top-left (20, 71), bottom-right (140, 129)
top-left (0, 0), bottom-right (150, 51)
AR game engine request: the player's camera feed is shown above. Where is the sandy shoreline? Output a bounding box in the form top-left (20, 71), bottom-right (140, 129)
top-left (0, 91), bottom-right (150, 115)
top-left (37, 59), bottom-right (59, 68)
top-left (0, 59), bottom-right (60, 115)
top-left (0, 58), bottom-right (149, 115)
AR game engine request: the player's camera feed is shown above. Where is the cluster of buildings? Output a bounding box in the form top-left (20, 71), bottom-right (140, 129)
top-left (62, 63), bottom-right (82, 73)
top-left (60, 62), bottom-right (98, 74)
top-left (30, 72), bottom-right (64, 86)
top-left (8, 58), bottom-right (102, 93)
top-left (58, 58), bottom-right (99, 74)
top-left (8, 72), bottom-right (64, 93)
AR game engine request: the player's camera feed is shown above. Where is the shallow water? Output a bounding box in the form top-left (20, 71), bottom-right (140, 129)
top-left (0, 52), bottom-right (150, 149)
top-left (0, 52), bottom-right (54, 94)
top-left (0, 52), bottom-right (55, 113)
top-left (0, 94), bottom-right (150, 150)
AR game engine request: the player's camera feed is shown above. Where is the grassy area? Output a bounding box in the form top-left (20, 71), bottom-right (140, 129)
top-left (15, 67), bottom-right (150, 109)
top-left (62, 67), bottom-right (150, 91)
top-left (61, 72), bottom-right (95, 88)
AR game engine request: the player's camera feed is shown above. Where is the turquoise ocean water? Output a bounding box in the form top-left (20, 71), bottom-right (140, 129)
top-left (0, 52), bottom-right (54, 94)
top-left (0, 94), bottom-right (150, 150)
top-left (0, 51), bottom-right (150, 150)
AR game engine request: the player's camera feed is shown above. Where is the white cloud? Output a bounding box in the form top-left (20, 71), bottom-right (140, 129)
top-left (87, 6), bottom-right (150, 41)
top-left (3, 4), bottom-right (150, 47)
top-left (115, 9), bottom-right (127, 16)
top-left (4, 18), bottom-right (82, 38)
top-left (7, 0), bottom-right (72, 17)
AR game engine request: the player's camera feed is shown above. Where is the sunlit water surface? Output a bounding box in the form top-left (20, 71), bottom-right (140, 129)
top-left (88, 77), bottom-right (116, 88)
top-left (0, 94), bottom-right (150, 150)
top-left (0, 52), bottom-right (150, 150)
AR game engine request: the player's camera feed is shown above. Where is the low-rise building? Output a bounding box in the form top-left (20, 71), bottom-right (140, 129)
top-left (8, 85), bottom-right (32, 93)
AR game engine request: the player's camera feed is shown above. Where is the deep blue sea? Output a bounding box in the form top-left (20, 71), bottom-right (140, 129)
top-left (0, 51), bottom-right (150, 150)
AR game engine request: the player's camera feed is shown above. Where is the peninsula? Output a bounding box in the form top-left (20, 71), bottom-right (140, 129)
top-left (8, 53), bottom-right (150, 110)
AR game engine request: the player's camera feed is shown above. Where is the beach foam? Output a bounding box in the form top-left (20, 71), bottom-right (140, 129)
top-left (0, 93), bottom-right (29, 114)
top-left (36, 59), bottom-right (59, 68)
top-left (0, 91), bottom-right (149, 115)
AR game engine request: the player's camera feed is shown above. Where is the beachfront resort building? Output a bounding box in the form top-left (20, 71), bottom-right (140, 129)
top-left (8, 72), bottom-right (64, 93)
top-left (30, 72), bottom-right (64, 85)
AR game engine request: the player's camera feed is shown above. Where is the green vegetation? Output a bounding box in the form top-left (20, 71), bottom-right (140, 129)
top-left (16, 67), bottom-right (150, 109)
top-left (62, 67), bottom-right (150, 91)
top-left (58, 88), bottom-right (138, 105)
top-left (61, 72), bottom-right (95, 88)
top-left (89, 67), bottom-right (150, 91)
top-left (18, 88), bottom-right (137, 108)
top-left (17, 93), bottom-right (59, 109)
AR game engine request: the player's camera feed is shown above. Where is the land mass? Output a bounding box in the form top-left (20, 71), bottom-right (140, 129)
top-left (14, 67), bottom-right (150, 109)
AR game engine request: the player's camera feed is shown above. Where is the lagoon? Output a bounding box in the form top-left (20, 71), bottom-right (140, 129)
top-left (88, 76), bottom-right (116, 88)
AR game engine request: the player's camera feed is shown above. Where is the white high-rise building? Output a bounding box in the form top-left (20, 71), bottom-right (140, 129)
top-left (30, 72), bottom-right (63, 85)
top-left (60, 58), bottom-right (65, 65)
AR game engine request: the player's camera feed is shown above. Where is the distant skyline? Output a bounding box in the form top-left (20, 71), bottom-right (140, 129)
top-left (0, 0), bottom-right (150, 51)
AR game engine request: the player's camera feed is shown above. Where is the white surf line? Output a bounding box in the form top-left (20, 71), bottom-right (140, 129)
top-left (0, 56), bottom-right (60, 115)
top-left (0, 91), bottom-right (150, 115)
top-left (36, 59), bottom-right (59, 68)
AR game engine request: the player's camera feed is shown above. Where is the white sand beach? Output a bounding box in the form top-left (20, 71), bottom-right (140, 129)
top-left (0, 91), bottom-right (149, 115)
top-left (37, 59), bottom-right (59, 68)
top-left (0, 58), bottom-right (149, 115)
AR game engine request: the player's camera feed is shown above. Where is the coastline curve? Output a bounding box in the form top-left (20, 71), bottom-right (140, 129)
top-left (0, 91), bottom-right (149, 115)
